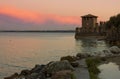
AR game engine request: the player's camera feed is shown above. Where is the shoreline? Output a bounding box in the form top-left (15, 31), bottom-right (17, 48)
top-left (75, 35), bottom-right (106, 40)
top-left (104, 55), bottom-right (120, 67)
top-left (4, 46), bottom-right (120, 79)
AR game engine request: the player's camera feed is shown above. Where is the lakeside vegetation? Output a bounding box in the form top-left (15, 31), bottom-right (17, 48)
top-left (106, 14), bottom-right (120, 29)
top-left (86, 57), bottom-right (102, 79)
top-left (106, 13), bottom-right (120, 45)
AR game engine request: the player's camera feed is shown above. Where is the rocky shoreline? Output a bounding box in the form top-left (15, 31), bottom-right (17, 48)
top-left (4, 46), bottom-right (120, 79)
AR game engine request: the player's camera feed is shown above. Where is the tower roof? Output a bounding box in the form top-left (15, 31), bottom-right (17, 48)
top-left (81, 14), bottom-right (98, 18)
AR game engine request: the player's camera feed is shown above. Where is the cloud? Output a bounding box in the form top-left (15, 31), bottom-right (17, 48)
top-left (0, 6), bottom-right (80, 30)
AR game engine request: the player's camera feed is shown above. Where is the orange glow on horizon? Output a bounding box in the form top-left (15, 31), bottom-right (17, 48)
top-left (0, 6), bottom-right (45, 23)
top-left (0, 6), bottom-right (80, 25)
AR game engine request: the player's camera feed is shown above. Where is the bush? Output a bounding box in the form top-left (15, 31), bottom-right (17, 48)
top-left (86, 57), bottom-right (101, 79)
top-left (106, 13), bottom-right (120, 29)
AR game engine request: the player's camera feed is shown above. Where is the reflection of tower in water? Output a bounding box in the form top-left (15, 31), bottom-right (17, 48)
top-left (76, 38), bottom-right (97, 47)
top-left (75, 38), bottom-right (108, 54)
top-left (75, 38), bottom-right (98, 53)
top-left (81, 39), bottom-right (97, 47)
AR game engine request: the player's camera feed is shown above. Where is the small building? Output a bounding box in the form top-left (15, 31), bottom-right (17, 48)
top-left (82, 14), bottom-right (98, 29)
top-left (75, 14), bottom-right (106, 39)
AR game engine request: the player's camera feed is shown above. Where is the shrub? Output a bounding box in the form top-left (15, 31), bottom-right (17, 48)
top-left (86, 57), bottom-right (102, 79)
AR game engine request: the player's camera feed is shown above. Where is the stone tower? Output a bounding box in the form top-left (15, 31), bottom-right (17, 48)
top-left (75, 14), bottom-right (106, 39)
top-left (81, 14), bottom-right (98, 29)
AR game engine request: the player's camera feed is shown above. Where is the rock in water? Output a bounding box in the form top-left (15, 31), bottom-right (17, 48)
top-left (51, 70), bottom-right (73, 79)
top-left (103, 49), bottom-right (113, 57)
top-left (45, 60), bottom-right (74, 75)
top-left (109, 46), bottom-right (120, 54)
top-left (26, 72), bottom-right (46, 79)
top-left (60, 56), bottom-right (76, 62)
top-left (76, 53), bottom-right (90, 59)
top-left (4, 73), bottom-right (19, 79)
top-left (20, 69), bottom-right (31, 76)
top-left (31, 64), bottom-right (45, 73)
top-left (70, 62), bottom-right (79, 67)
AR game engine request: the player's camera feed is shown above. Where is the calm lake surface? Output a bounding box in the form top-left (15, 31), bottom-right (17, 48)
top-left (99, 62), bottom-right (120, 79)
top-left (0, 32), bottom-right (108, 78)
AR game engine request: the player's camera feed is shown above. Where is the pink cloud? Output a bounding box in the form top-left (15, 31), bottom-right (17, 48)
top-left (0, 6), bottom-right (45, 23)
top-left (0, 6), bottom-right (80, 25)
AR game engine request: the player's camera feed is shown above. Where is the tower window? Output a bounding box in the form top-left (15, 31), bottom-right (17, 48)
top-left (87, 18), bottom-right (89, 20)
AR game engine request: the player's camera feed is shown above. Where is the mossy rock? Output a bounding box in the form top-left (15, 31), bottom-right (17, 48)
top-left (86, 57), bottom-right (102, 79)
top-left (60, 56), bottom-right (76, 62)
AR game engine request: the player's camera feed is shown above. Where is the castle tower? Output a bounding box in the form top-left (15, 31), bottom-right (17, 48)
top-left (75, 14), bottom-right (106, 39)
top-left (81, 14), bottom-right (98, 28)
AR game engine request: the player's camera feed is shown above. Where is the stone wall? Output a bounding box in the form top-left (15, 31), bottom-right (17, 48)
top-left (75, 24), bottom-right (106, 39)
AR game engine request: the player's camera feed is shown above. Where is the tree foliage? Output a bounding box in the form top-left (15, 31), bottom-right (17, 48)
top-left (106, 14), bottom-right (120, 29)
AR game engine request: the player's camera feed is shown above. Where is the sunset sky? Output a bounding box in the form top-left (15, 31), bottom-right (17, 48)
top-left (0, 0), bottom-right (120, 30)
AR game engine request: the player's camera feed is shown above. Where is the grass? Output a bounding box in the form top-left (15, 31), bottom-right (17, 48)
top-left (71, 73), bottom-right (76, 79)
top-left (86, 57), bottom-right (102, 79)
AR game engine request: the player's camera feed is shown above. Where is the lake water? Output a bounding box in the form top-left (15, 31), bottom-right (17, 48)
top-left (99, 62), bottom-right (120, 79)
top-left (0, 32), bottom-right (108, 78)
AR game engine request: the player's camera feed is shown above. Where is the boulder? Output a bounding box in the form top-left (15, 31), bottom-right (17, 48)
top-left (103, 50), bottom-right (113, 57)
top-left (45, 60), bottom-right (74, 75)
top-left (90, 52), bottom-right (97, 57)
top-left (20, 69), bottom-right (31, 76)
top-left (76, 53), bottom-right (90, 59)
top-left (36, 72), bottom-right (46, 79)
top-left (26, 73), bottom-right (39, 79)
top-left (109, 46), bottom-right (120, 54)
top-left (101, 57), bottom-right (107, 61)
top-left (30, 64), bottom-right (45, 73)
top-left (26, 72), bottom-right (46, 79)
top-left (60, 56), bottom-right (76, 62)
top-left (70, 62), bottom-right (79, 67)
top-left (4, 73), bottom-right (19, 79)
top-left (16, 76), bottom-right (25, 79)
top-left (98, 51), bottom-right (106, 57)
top-left (91, 50), bottom-right (113, 57)
top-left (51, 70), bottom-right (73, 79)
top-left (90, 51), bottom-right (106, 57)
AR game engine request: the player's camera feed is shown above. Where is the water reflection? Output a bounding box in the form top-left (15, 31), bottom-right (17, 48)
top-left (99, 62), bottom-right (120, 79)
top-left (80, 38), bottom-right (97, 47)
top-left (75, 38), bottom-right (108, 53)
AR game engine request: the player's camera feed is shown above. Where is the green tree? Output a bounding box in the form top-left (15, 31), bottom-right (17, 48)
top-left (106, 13), bottom-right (120, 29)
top-left (106, 13), bottom-right (120, 43)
